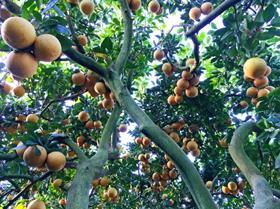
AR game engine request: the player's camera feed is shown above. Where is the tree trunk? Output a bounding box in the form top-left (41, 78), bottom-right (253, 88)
top-left (229, 122), bottom-right (280, 209)
top-left (66, 162), bottom-right (92, 209)
top-left (106, 71), bottom-right (217, 209)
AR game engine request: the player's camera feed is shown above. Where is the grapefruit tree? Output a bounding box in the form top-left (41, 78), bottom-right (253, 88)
top-left (0, 0), bottom-right (279, 209)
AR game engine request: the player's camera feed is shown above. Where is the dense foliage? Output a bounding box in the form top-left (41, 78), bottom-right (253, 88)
top-left (0, 0), bottom-right (279, 209)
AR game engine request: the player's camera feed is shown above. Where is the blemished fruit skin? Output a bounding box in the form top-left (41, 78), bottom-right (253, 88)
top-left (206, 181), bottom-right (213, 189)
top-left (26, 114), bottom-right (39, 123)
top-left (72, 72), bottom-right (86, 86)
top-left (169, 132), bottom-right (180, 143)
top-left (177, 78), bottom-right (189, 90)
top-left (59, 198), bottom-right (67, 205)
top-left (15, 141), bottom-right (27, 157)
top-left (186, 58), bottom-right (196, 66)
top-left (80, 0), bottom-right (95, 15)
top-left (186, 140), bottom-right (198, 151)
top-left (265, 86), bottom-right (275, 91)
top-left (1, 82), bottom-right (12, 94)
top-left (13, 85), bottom-right (25, 97)
top-left (189, 75), bottom-right (200, 86)
top-left (135, 137), bottom-right (143, 144)
top-left (153, 49), bottom-right (164, 61)
top-left (175, 95), bottom-right (183, 104)
top-left (1, 17), bottom-right (36, 49)
top-left (156, 7), bottom-right (163, 15)
top-left (102, 98), bottom-right (114, 109)
top-left (166, 160), bottom-right (174, 169)
top-left (228, 181), bottom-right (237, 191)
top-left (92, 179), bottom-right (100, 188)
top-left (142, 138), bottom-right (151, 147)
top-left (152, 172), bottom-right (161, 181)
top-left (189, 7), bottom-right (201, 21)
top-left (108, 187), bottom-right (118, 198)
top-left (243, 57), bottom-right (267, 79)
top-left (167, 95), bottom-right (176, 105)
top-left (76, 136), bottom-right (85, 146)
top-left (100, 176), bottom-right (110, 187)
top-left (253, 76), bottom-right (269, 88)
top-left (185, 86), bottom-right (198, 98)
top-left (6, 51), bottom-right (38, 79)
top-left (264, 66), bottom-right (272, 76)
top-left (182, 71), bottom-right (193, 80)
top-left (77, 35), bottom-right (88, 46)
top-left (0, 6), bottom-right (12, 20)
top-left (94, 82), bottom-right (107, 95)
top-left (27, 199), bottom-right (46, 209)
top-left (78, 111), bottom-right (90, 122)
top-left (23, 145), bottom-right (47, 167)
top-left (94, 120), bottom-right (102, 129)
top-left (239, 100), bottom-right (248, 109)
top-left (201, 2), bottom-right (213, 15)
top-left (257, 88), bottom-right (270, 98)
top-left (222, 186), bottom-right (230, 194)
top-left (67, 0), bottom-right (78, 4)
top-left (119, 124), bottom-right (128, 132)
top-left (162, 63), bottom-right (172, 73)
top-left (191, 148), bottom-right (201, 157)
top-left (34, 34), bottom-right (62, 62)
top-left (246, 87), bottom-right (258, 98)
top-left (169, 169), bottom-right (177, 179)
top-left (148, 0), bottom-right (160, 13)
top-left (251, 97), bottom-right (258, 106)
top-left (85, 120), bottom-right (95, 129)
top-left (53, 179), bottom-right (62, 188)
top-left (46, 151), bottom-right (66, 171)
top-left (130, 0), bottom-right (141, 11)
top-left (174, 87), bottom-right (183, 95)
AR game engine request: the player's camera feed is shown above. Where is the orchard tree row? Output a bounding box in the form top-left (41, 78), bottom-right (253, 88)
top-left (0, 0), bottom-right (279, 209)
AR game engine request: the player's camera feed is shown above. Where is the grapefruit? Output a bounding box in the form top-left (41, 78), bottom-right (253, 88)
top-left (1, 17), bottom-right (36, 49)
top-left (6, 51), bottom-right (38, 79)
top-left (46, 151), bottom-right (66, 171)
top-left (34, 34), bottom-right (62, 62)
top-left (23, 145), bottom-right (47, 167)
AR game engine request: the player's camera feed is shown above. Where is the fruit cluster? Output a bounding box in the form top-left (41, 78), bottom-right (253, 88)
top-left (162, 119), bottom-right (201, 157)
top-left (91, 176), bottom-right (110, 189)
top-left (154, 49), bottom-right (201, 104)
top-left (127, 0), bottom-right (142, 12)
top-left (189, 2), bottom-right (213, 21)
top-left (103, 187), bottom-right (119, 203)
top-left (16, 143), bottom-right (66, 172)
top-left (1, 16), bottom-right (61, 97)
top-left (243, 57), bottom-right (274, 107)
top-left (221, 181), bottom-right (245, 196)
top-left (71, 71), bottom-right (116, 110)
top-left (148, 0), bottom-right (163, 15)
top-left (150, 154), bottom-right (178, 192)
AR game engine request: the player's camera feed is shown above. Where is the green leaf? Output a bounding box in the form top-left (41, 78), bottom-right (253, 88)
top-left (56, 34), bottom-right (72, 51)
top-left (101, 37), bottom-right (113, 51)
top-left (34, 146), bottom-right (41, 156)
top-left (271, 17), bottom-right (280, 26)
top-left (255, 10), bottom-right (265, 26)
top-left (197, 32), bottom-right (206, 42)
top-left (276, 154), bottom-right (280, 170)
top-left (263, 4), bottom-right (276, 22)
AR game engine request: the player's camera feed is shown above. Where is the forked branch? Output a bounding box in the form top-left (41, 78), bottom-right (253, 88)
top-left (115, 0), bottom-right (133, 74)
top-left (185, 0), bottom-right (242, 37)
top-left (229, 122), bottom-right (280, 209)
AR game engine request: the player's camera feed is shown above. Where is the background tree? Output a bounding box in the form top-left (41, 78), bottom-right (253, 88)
top-left (0, 0), bottom-right (279, 209)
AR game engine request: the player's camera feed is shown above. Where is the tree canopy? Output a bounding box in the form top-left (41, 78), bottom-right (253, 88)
top-left (0, 0), bottom-right (279, 209)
